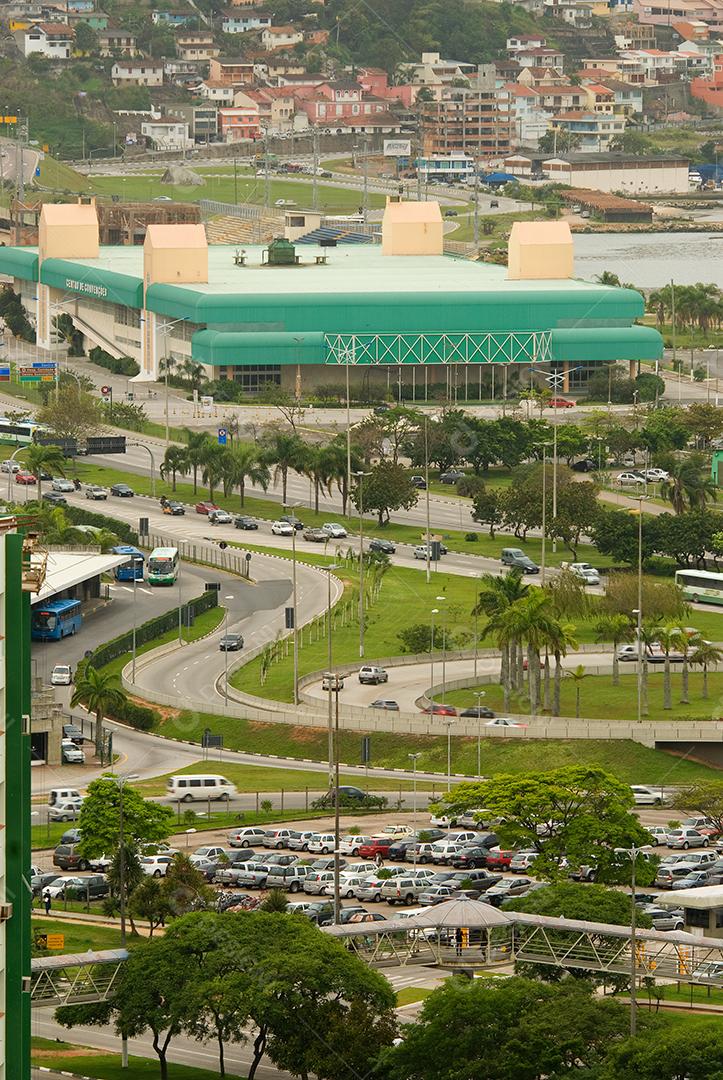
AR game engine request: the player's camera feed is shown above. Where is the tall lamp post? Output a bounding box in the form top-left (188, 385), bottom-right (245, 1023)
top-left (473, 690), bottom-right (486, 777)
top-left (116, 772), bottom-right (139, 1069)
top-left (159, 316), bottom-right (188, 445)
top-left (353, 470), bottom-right (371, 658)
top-left (325, 562), bottom-right (339, 789)
top-left (626, 845), bottom-right (640, 1036)
top-left (408, 753), bottom-right (420, 843)
top-left (223, 594), bottom-right (234, 703)
top-left (429, 607), bottom-right (439, 716)
top-left (436, 595), bottom-right (447, 702)
top-left (131, 555), bottom-right (143, 682)
top-left (284, 503), bottom-right (302, 705)
top-left (322, 672), bottom-right (344, 924)
top-left (445, 718), bottom-right (455, 792)
top-left (631, 495), bottom-right (647, 723)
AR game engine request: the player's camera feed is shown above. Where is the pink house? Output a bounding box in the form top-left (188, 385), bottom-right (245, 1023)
top-left (355, 66), bottom-right (415, 107)
top-left (296, 79), bottom-right (389, 123)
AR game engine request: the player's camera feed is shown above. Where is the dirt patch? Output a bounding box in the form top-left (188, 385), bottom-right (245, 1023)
top-left (287, 726), bottom-right (324, 745)
top-left (33, 1048), bottom-right (106, 1059)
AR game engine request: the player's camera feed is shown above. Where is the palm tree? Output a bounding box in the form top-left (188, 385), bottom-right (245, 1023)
top-left (639, 621), bottom-right (661, 717)
top-left (671, 626), bottom-right (700, 704)
top-left (566, 664), bottom-right (589, 718)
top-left (510, 590), bottom-right (556, 717)
top-left (549, 620), bottom-right (578, 718)
top-left (303, 444), bottom-right (333, 514)
top-left (200, 442), bottom-right (226, 502)
top-left (260, 887), bottom-right (289, 913)
top-left (224, 443), bottom-right (270, 508)
top-left (263, 431), bottom-right (306, 507)
top-left (325, 435), bottom-right (361, 516)
top-left (70, 665), bottom-right (126, 759)
top-left (474, 571), bottom-right (529, 705)
top-left (160, 446), bottom-right (190, 492)
top-left (691, 639), bottom-right (723, 699)
top-left (185, 431), bottom-right (212, 494)
top-left (657, 624), bottom-right (679, 710)
top-left (43, 507), bottom-right (85, 545)
top-left (22, 443), bottom-right (66, 500)
top-left (594, 614), bottom-right (634, 687)
top-left (660, 454), bottom-right (718, 515)
top-left (178, 358), bottom-right (205, 391)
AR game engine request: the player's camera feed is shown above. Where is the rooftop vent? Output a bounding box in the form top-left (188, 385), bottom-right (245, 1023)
top-left (263, 236), bottom-right (299, 267)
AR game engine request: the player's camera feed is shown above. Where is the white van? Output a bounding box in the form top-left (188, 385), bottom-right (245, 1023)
top-left (48, 787), bottom-right (81, 807)
top-left (166, 775), bottom-right (237, 802)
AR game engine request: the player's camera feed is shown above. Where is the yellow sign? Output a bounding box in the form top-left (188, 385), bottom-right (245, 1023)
top-left (42, 144), bottom-right (49, 153)
top-left (3, 117), bottom-right (17, 125)
top-left (46, 934), bottom-right (64, 950)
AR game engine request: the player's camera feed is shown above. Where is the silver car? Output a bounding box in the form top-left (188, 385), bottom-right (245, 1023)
top-left (666, 828), bottom-right (709, 850)
top-left (641, 906), bottom-right (684, 931)
top-left (355, 876), bottom-right (388, 903)
top-left (264, 865), bottom-right (313, 893)
top-left (303, 871), bottom-right (335, 895)
top-left (380, 877), bottom-right (429, 905)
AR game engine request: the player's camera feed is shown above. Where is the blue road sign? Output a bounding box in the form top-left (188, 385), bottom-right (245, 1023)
top-left (217, 427), bottom-right (227, 446)
top-left (32, 362), bottom-right (57, 369)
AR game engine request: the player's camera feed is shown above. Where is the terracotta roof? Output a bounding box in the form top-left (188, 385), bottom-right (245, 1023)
top-left (30, 21), bottom-right (74, 35)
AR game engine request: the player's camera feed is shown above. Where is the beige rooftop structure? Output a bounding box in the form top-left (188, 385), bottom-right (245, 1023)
top-left (657, 884), bottom-right (723, 938)
top-left (38, 200), bottom-right (99, 261)
top-left (507, 220), bottom-right (574, 281)
top-left (143, 223), bottom-right (208, 285)
top-left (381, 199), bottom-right (443, 257)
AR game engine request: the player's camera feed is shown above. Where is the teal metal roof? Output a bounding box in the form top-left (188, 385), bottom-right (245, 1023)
top-left (0, 241), bottom-right (662, 367)
top-left (0, 247), bottom-right (38, 282)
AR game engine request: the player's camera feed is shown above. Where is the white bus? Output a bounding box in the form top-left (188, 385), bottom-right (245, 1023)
top-left (147, 546), bottom-right (179, 586)
top-left (675, 569), bottom-right (723, 606)
top-left (0, 417), bottom-right (45, 445)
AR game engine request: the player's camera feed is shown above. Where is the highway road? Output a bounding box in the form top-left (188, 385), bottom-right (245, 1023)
top-left (302, 650), bottom-right (615, 714)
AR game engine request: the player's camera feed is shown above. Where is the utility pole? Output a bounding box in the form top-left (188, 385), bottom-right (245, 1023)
top-left (312, 126), bottom-right (319, 211)
top-left (473, 171), bottom-right (480, 248)
top-left (362, 135), bottom-right (369, 222)
top-left (233, 155), bottom-right (238, 205)
top-left (416, 113), bottom-right (423, 202)
top-left (264, 130), bottom-right (271, 210)
top-left (15, 118), bottom-right (27, 246)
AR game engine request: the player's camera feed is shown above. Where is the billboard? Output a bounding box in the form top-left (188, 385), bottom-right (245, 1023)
top-left (384, 139), bottom-right (412, 157)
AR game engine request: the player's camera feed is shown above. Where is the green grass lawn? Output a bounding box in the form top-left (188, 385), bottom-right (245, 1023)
top-left (448, 209), bottom-right (542, 244)
top-left (445, 670), bottom-right (723, 723)
top-left (151, 707), bottom-right (719, 784)
top-left (644, 982), bottom-right (723, 1009)
top-left (86, 173), bottom-right (386, 216)
top-left (32, 917), bottom-right (123, 952)
top-left (31, 1039), bottom-right (239, 1080)
top-left (38, 156), bottom-right (91, 192)
top-left (396, 987), bottom-right (433, 1006)
top-left (134, 761), bottom-right (439, 798)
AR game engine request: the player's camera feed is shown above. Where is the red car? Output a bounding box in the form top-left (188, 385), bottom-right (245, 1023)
top-left (15, 472), bottom-right (37, 485)
top-left (486, 849), bottom-right (516, 871)
top-left (547, 397), bottom-right (574, 409)
top-left (195, 501), bottom-right (219, 515)
top-left (357, 837), bottom-right (394, 859)
top-left (421, 703), bottom-right (457, 717)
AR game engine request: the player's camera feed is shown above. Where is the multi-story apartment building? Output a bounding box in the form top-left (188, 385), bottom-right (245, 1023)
top-left (420, 66), bottom-right (512, 163)
top-left (208, 57), bottom-right (255, 84)
top-left (175, 31), bottom-right (219, 61)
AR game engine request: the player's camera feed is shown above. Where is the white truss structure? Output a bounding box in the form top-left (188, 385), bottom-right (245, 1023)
top-left (325, 331), bottom-right (553, 367)
top-left (30, 950), bottom-right (128, 1007)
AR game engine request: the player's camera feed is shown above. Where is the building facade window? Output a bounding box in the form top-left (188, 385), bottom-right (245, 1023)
top-left (222, 364), bottom-right (281, 392)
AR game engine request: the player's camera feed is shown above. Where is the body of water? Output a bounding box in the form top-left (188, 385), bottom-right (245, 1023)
top-left (573, 231), bottom-right (723, 290)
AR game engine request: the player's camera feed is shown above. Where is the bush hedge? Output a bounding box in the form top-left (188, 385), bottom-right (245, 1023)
top-left (89, 345), bottom-right (140, 378)
top-left (64, 504), bottom-right (138, 544)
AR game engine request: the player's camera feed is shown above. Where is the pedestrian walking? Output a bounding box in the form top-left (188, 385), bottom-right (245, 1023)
top-left (43, 888), bottom-right (51, 916)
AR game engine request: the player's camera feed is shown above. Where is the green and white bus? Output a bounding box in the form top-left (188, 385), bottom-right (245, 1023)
top-left (147, 546), bottom-right (179, 586)
top-left (675, 569), bottom-right (723, 606)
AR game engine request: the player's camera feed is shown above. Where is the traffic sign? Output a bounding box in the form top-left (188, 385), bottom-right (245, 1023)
top-left (217, 427), bottom-right (227, 446)
top-left (101, 385), bottom-right (111, 394)
top-left (32, 362), bottom-right (56, 370)
top-left (46, 934), bottom-right (64, 950)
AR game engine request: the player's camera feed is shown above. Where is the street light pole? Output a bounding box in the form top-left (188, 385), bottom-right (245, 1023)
top-left (430, 607), bottom-right (438, 716)
top-left (285, 507), bottom-right (300, 705)
top-left (437, 595), bottom-right (447, 702)
top-left (326, 564), bottom-right (339, 789)
top-left (223, 595), bottom-right (234, 704)
top-left (354, 471), bottom-right (370, 658)
top-left (629, 845), bottom-right (638, 1036)
top-left (322, 672), bottom-right (343, 923)
top-left (446, 718), bottom-right (455, 792)
top-left (473, 690), bottom-right (486, 777)
top-left (424, 416), bottom-right (431, 584)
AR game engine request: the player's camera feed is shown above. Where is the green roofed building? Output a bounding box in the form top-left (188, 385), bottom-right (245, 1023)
top-left (0, 202), bottom-right (662, 397)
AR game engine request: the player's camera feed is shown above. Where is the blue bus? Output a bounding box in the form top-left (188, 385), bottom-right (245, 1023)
top-left (31, 599), bottom-right (83, 641)
top-left (111, 545), bottom-right (145, 582)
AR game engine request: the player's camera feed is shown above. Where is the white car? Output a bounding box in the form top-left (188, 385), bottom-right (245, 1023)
top-left (271, 521), bottom-right (294, 536)
top-left (48, 797), bottom-right (84, 821)
top-left (570, 564), bottom-right (600, 586)
top-left (50, 664), bottom-right (72, 686)
top-left (429, 813), bottom-right (457, 828)
top-left (228, 827), bottom-right (268, 848)
top-left (141, 855), bottom-right (175, 877)
top-left (339, 835), bottom-right (374, 856)
top-left (0, 460), bottom-right (20, 474)
top-left (208, 509), bottom-right (233, 525)
top-left (631, 785), bottom-right (667, 806)
top-left (61, 739), bottom-right (85, 765)
top-left (646, 826), bottom-right (669, 845)
top-left (322, 523), bottom-right (347, 539)
top-left (485, 717), bottom-right (526, 728)
top-left (307, 833), bottom-right (336, 854)
top-left (616, 472), bottom-right (645, 486)
top-left (52, 478), bottom-right (75, 492)
top-left (644, 468), bottom-right (669, 482)
top-left (85, 485), bottom-right (108, 500)
top-left (382, 824), bottom-right (415, 838)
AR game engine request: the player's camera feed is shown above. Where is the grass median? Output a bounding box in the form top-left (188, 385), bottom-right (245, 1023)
top-left (31, 1038), bottom-right (234, 1080)
top-left (445, 670), bottom-right (723, 724)
top-left (31, 917), bottom-right (124, 952)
